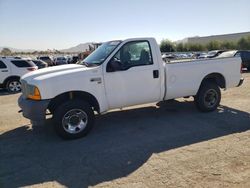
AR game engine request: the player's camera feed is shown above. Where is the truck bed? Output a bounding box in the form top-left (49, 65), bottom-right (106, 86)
top-left (164, 57), bottom-right (242, 100)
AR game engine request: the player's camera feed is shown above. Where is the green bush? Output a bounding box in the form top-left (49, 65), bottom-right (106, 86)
top-left (206, 41), bottom-right (221, 51)
top-left (0, 48), bottom-right (12, 56)
top-left (237, 37), bottom-right (250, 50)
top-left (160, 39), bottom-right (175, 52)
top-left (170, 35), bottom-right (250, 52)
top-left (220, 41), bottom-right (236, 50)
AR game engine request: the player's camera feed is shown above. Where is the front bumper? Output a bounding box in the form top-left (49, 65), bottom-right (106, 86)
top-left (237, 78), bottom-right (244, 87)
top-left (18, 95), bottom-right (50, 121)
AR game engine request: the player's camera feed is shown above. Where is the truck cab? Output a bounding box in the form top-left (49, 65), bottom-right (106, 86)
top-left (99, 38), bottom-right (164, 109)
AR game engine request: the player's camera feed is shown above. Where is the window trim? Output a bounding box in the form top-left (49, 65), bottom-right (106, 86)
top-left (0, 60), bottom-right (7, 69)
top-left (11, 60), bottom-right (33, 68)
top-left (106, 40), bottom-right (154, 72)
top-left (235, 52), bottom-right (241, 57)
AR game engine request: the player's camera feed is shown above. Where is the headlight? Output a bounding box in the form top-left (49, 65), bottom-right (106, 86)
top-left (27, 85), bottom-right (41, 100)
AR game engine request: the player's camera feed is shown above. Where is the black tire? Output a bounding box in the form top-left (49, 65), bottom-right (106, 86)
top-left (53, 99), bottom-right (95, 139)
top-left (194, 82), bottom-right (221, 112)
top-left (6, 79), bottom-right (21, 93)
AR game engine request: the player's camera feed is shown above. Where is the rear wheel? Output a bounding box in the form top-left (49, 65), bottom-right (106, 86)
top-left (6, 79), bottom-right (21, 93)
top-left (194, 82), bottom-right (221, 112)
top-left (53, 99), bottom-right (95, 139)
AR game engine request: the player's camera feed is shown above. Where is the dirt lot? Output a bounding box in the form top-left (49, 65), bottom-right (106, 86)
top-left (1, 73), bottom-right (250, 188)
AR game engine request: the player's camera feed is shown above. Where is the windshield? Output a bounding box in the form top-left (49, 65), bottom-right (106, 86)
top-left (80, 40), bottom-right (121, 66)
top-left (208, 51), bottom-right (217, 56)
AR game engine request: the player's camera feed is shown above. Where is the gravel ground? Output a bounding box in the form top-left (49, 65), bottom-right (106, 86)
top-left (0, 72), bottom-right (250, 188)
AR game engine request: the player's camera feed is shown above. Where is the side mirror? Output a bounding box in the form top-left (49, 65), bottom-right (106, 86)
top-left (107, 59), bottom-right (122, 72)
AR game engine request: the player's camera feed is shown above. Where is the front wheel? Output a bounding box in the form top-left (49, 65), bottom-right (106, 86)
top-left (6, 79), bottom-right (21, 93)
top-left (53, 100), bottom-right (95, 139)
top-left (194, 82), bottom-right (221, 112)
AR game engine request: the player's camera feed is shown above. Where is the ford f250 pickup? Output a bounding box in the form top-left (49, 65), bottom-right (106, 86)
top-left (18, 38), bottom-right (244, 139)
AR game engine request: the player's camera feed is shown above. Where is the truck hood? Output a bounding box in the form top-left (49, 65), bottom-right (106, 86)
top-left (21, 64), bottom-right (103, 100)
top-left (22, 64), bottom-right (92, 84)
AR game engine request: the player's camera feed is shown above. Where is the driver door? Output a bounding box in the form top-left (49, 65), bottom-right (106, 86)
top-left (103, 40), bottom-right (161, 109)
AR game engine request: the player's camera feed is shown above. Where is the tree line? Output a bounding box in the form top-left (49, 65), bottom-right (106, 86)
top-left (160, 35), bottom-right (250, 52)
top-left (0, 48), bottom-right (68, 56)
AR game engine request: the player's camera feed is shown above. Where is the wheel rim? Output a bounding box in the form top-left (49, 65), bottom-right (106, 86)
top-left (62, 109), bottom-right (88, 134)
top-left (8, 81), bottom-right (21, 92)
top-left (204, 89), bottom-right (218, 108)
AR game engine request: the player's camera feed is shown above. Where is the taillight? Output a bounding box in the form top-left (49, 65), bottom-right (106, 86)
top-left (240, 63), bottom-right (243, 73)
top-left (27, 67), bottom-right (37, 71)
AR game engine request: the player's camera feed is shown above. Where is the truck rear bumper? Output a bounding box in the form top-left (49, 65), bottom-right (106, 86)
top-left (237, 78), bottom-right (244, 87)
top-left (18, 95), bottom-right (50, 122)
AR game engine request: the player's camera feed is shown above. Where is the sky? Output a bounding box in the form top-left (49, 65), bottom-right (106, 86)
top-left (0, 0), bottom-right (250, 50)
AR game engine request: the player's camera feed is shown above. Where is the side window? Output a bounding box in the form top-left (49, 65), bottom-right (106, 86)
top-left (11, 60), bottom-right (32, 67)
top-left (33, 60), bottom-right (41, 66)
top-left (235, 52), bottom-right (241, 57)
top-left (0, 60), bottom-right (7, 69)
top-left (107, 41), bottom-right (153, 72)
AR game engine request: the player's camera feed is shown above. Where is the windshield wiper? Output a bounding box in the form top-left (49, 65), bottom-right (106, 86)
top-left (89, 63), bottom-right (100, 67)
top-left (81, 61), bottom-right (89, 67)
top-left (80, 61), bottom-right (101, 67)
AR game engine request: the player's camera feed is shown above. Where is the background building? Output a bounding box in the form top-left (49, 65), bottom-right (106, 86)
top-left (185, 31), bottom-right (250, 44)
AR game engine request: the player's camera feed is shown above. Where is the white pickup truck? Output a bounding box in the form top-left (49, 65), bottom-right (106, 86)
top-left (18, 38), bottom-right (244, 139)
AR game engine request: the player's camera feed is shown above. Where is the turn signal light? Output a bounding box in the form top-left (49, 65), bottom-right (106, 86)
top-left (28, 87), bottom-right (41, 100)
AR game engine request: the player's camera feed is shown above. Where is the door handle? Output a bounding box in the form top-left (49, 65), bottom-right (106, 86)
top-left (153, 70), bottom-right (159, 78)
top-left (90, 77), bottom-right (102, 84)
top-left (1, 70), bottom-right (8, 72)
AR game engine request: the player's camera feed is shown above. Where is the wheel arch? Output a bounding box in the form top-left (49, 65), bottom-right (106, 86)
top-left (3, 75), bottom-right (21, 87)
top-left (198, 73), bottom-right (226, 92)
top-left (48, 91), bottom-right (100, 114)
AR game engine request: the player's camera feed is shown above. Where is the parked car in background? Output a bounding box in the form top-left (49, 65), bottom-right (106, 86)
top-left (206, 50), bottom-right (225, 58)
top-left (54, 56), bottom-right (68, 65)
top-left (65, 55), bottom-right (72, 64)
top-left (176, 53), bottom-right (189, 59)
top-left (162, 53), bottom-right (175, 62)
top-left (218, 50), bottom-right (250, 70)
top-left (22, 57), bottom-right (48, 69)
top-left (197, 52), bottom-right (207, 59)
top-left (0, 57), bottom-right (37, 92)
top-left (192, 52), bottom-right (202, 59)
top-left (70, 56), bottom-right (79, 64)
top-left (198, 50), bottom-right (225, 59)
top-left (235, 51), bottom-right (250, 70)
top-left (37, 56), bottom-right (54, 66)
top-left (32, 59), bottom-right (48, 69)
